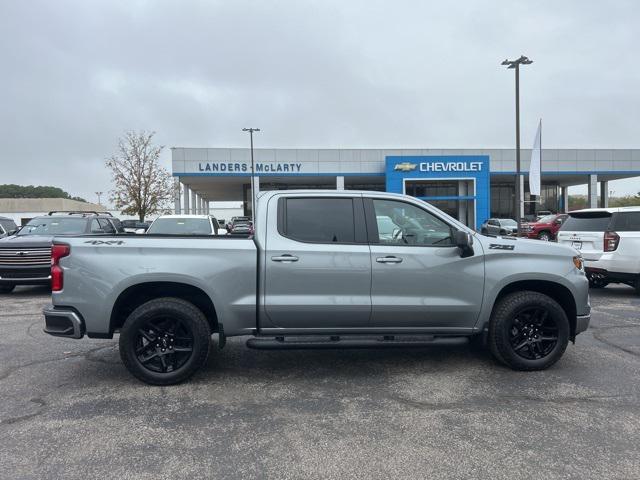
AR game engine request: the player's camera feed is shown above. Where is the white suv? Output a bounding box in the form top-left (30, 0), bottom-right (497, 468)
top-left (557, 206), bottom-right (640, 293)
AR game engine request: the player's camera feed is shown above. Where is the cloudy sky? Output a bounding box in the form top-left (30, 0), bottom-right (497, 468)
top-left (2, 0), bottom-right (639, 203)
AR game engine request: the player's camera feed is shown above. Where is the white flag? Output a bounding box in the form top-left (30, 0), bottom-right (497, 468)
top-left (529, 119), bottom-right (542, 196)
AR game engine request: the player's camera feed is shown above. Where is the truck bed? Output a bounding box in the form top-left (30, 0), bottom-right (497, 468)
top-left (52, 235), bottom-right (258, 337)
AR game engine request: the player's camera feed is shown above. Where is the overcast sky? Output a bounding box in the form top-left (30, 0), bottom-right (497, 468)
top-left (2, 0), bottom-right (639, 204)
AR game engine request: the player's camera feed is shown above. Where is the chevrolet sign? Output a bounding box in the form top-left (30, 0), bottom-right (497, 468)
top-left (394, 162), bottom-right (417, 172)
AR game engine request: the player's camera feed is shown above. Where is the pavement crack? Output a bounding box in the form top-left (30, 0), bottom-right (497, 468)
top-left (0, 397), bottom-right (46, 426)
top-left (0, 345), bottom-right (116, 382)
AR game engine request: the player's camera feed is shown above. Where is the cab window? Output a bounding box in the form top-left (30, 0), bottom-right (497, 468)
top-left (371, 199), bottom-right (455, 246)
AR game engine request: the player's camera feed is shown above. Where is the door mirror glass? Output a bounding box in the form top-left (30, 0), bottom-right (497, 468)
top-left (455, 231), bottom-right (474, 257)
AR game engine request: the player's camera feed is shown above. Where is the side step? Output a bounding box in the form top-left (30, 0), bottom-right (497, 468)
top-left (246, 335), bottom-right (468, 350)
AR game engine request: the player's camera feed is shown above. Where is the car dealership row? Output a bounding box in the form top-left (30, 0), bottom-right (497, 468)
top-left (171, 147), bottom-right (640, 230)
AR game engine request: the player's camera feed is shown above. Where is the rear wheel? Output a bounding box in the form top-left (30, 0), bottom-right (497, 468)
top-left (119, 297), bottom-right (211, 385)
top-left (537, 231), bottom-right (551, 241)
top-left (0, 284), bottom-right (15, 294)
top-left (488, 291), bottom-right (569, 371)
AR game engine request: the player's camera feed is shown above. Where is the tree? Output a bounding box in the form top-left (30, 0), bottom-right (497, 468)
top-left (0, 184), bottom-right (86, 202)
top-left (106, 131), bottom-right (175, 221)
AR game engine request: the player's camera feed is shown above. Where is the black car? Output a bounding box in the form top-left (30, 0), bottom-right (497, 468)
top-left (0, 211), bottom-right (122, 293)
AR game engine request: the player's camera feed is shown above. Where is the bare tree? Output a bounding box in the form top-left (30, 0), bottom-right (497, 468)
top-left (106, 131), bottom-right (175, 221)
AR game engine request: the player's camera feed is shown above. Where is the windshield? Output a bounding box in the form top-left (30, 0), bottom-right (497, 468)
top-left (147, 218), bottom-right (212, 235)
top-left (500, 219), bottom-right (517, 226)
top-left (18, 217), bottom-right (87, 235)
top-left (560, 212), bottom-right (612, 232)
top-left (536, 215), bottom-right (556, 223)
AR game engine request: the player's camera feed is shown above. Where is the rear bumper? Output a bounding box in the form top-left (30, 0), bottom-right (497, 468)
top-left (576, 314), bottom-right (591, 335)
top-left (585, 267), bottom-right (639, 284)
top-left (43, 305), bottom-right (85, 339)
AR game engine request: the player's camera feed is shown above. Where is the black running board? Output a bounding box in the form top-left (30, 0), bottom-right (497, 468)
top-left (246, 335), bottom-right (468, 350)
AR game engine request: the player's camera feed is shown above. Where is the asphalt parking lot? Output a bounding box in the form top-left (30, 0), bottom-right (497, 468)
top-left (1, 286), bottom-right (639, 480)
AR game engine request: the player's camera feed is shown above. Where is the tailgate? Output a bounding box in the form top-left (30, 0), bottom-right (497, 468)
top-left (557, 211), bottom-right (612, 261)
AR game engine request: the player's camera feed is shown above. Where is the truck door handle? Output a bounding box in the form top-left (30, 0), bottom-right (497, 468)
top-left (376, 256), bottom-right (403, 264)
top-left (271, 255), bottom-right (299, 263)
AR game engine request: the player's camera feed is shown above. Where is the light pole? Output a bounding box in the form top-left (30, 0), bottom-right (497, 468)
top-left (242, 127), bottom-right (260, 225)
top-left (95, 191), bottom-right (103, 205)
top-left (502, 55), bottom-right (533, 234)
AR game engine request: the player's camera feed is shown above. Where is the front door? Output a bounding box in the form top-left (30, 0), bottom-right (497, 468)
top-left (264, 195), bottom-right (372, 329)
top-left (366, 197), bottom-right (484, 330)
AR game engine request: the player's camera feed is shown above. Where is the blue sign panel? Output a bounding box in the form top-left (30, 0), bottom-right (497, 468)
top-left (385, 156), bottom-right (490, 229)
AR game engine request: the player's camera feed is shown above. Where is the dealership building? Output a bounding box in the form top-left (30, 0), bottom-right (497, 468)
top-left (171, 147), bottom-right (640, 229)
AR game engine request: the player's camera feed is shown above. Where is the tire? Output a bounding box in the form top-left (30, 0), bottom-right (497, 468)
top-left (587, 273), bottom-right (608, 289)
top-left (635, 278), bottom-right (640, 296)
top-left (488, 291), bottom-right (569, 371)
top-left (537, 231), bottom-right (551, 242)
top-left (0, 284), bottom-right (15, 293)
top-left (119, 297), bottom-right (211, 385)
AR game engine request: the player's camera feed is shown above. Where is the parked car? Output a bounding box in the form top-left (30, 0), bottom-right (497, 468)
top-left (146, 215), bottom-right (221, 235)
top-left (557, 207), bottom-right (640, 292)
top-left (227, 219), bottom-right (254, 235)
top-left (43, 190), bottom-right (590, 385)
top-left (480, 218), bottom-right (518, 236)
top-left (0, 211), bottom-right (122, 293)
top-left (226, 216), bottom-right (250, 231)
top-left (521, 214), bottom-right (568, 241)
top-left (0, 216), bottom-right (18, 238)
top-left (121, 219), bottom-right (151, 233)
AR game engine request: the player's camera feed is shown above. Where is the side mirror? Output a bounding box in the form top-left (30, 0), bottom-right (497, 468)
top-left (455, 230), bottom-right (474, 258)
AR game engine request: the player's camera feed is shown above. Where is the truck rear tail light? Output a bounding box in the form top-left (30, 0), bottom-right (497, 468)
top-left (603, 231), bottom-right (620, 252)
top-left (51, 244), bottom-right (70, 292)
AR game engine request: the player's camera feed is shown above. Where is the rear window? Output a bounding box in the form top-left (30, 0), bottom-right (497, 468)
top-left (147, 218), bottom-right (212, 235)
top-left (560, 212), bottom-right (612, 232)
top-left (282, 198), bottom-right (355, 243)
top-left (610, 212), bottom-right (640, 232)
top-left (17, 217), bottom-right (88, 235)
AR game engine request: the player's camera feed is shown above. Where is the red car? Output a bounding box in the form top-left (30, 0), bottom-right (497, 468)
top-left (521, 214), bottom-right (567, 241)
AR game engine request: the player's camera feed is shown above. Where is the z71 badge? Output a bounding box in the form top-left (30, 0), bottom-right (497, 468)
top-left (84, 240), bottom-right (125, 245)
top-left (489, 244), bottom-right (515, 250)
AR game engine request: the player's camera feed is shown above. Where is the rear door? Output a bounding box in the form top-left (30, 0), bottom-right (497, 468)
top-left (365, 197), bottom-right (484, 329)
top-left (264, 195), bottom-right (372, 329)
top-left (557, 212), bottom-right (612, 261)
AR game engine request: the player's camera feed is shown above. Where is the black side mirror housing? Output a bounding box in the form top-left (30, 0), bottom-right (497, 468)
top-left (455, 230), bottom-right (474, 258)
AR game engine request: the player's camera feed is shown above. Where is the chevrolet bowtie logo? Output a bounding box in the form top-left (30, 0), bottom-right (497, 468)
top-left (393, 162), bottom-right (417, 172)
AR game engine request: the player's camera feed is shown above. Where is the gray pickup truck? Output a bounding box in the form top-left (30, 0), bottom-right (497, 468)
top-left (43, 190), bottom-right (590, 385)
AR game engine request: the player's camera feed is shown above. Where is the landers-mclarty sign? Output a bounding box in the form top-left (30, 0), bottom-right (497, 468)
top-left (198, 162), bottom-right (303, 173)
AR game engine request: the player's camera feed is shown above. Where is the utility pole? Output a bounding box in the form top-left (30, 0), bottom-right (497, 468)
top-left (502, 55), bottom-right (533, 235)
top-left (242, 127), bottom-right (260, 226)
top-left (95, 191), bottom-right (103, 205)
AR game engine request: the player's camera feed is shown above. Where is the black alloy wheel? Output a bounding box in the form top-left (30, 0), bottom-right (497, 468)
top-left (488, 291), bottom-right (569, 371)
top-left (508, 307), bottom-right (558, 360)
top-left (134, 316), bottom-right (194, 374)
top-left (119, 297), bottom-right (211, 385)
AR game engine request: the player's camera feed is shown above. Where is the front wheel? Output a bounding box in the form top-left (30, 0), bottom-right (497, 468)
top-left (119, 297), bottom-right (211, 385)
top-left (537, 231), bottom-right (551, 241)
top-left (0, 284), bottom-right (15, 293)
top-left (488, 291), bottom-right (569, 371)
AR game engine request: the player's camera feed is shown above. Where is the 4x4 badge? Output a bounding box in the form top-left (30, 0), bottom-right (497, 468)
top-left (84, 240), bottom-right (124, 245)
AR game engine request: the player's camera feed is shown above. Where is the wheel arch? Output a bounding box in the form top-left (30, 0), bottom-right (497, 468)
top-left (110, 281), bottom-right (219, 335)
top-left (490, 280), bottom-right (578, 341)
